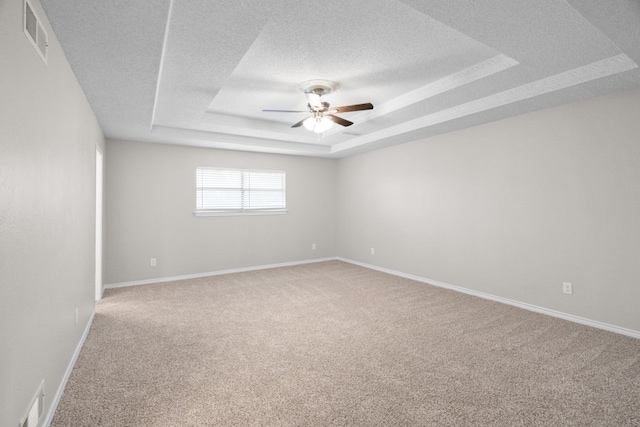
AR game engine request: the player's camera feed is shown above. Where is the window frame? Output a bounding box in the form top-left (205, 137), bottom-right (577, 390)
top-left (193, 167), bottom-right (287, 217)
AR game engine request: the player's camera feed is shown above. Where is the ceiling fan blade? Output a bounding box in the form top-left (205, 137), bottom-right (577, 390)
top-left (306, 92), bottom-right (322, 109)
top-left (291, 117), bottom-right (309, 128)
top-left (327, 115), bottom-right (353, 127)
top-left (263, 109), bottom-right (308, 113)
top-left (330, 103), bottom-right (374, 113)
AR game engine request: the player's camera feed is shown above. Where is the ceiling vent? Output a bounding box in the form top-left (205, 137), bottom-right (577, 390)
top-left (23, 0), bottom-right (48, 64)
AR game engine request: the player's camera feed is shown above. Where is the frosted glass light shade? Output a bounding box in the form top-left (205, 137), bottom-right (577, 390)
top-left (303, 116), bottom-right (333, 133)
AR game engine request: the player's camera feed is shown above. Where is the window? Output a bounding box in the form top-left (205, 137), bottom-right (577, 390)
top-left (194, 168), bottom-right (286, 216)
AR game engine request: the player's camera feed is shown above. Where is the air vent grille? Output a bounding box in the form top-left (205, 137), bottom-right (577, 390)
top-left (19, 381), bottom-right (44, 427)
top-left (23, 0), bottom-right (48, 64)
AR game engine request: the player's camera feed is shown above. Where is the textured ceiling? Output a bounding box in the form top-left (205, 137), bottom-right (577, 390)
top-left (40, 0), bottom-right (640, 158)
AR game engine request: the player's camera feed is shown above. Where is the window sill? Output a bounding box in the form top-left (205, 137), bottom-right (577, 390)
top-left (193, 210), bottom-right (288, 217)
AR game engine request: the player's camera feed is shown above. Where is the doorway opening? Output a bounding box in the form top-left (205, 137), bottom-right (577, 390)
top-left (95, 146), bottom-right (103, 301)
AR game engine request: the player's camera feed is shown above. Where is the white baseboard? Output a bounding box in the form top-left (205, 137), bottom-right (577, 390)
top-left (43, 309), bottom-right (96, 427)
top-left (338, 257), bottom-right (640, 340)
top-left (105, 257), bottom-right (338, 289)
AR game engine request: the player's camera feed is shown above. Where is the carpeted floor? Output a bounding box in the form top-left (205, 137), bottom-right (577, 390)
top-left (52, 261), bottom-right (640, 426)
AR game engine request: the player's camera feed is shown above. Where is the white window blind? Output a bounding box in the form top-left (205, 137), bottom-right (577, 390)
top-left (195, 168), bottom-right (286, 216)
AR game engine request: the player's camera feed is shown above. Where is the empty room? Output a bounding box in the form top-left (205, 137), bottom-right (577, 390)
top-left (1, 1), bottom-right (640, 426)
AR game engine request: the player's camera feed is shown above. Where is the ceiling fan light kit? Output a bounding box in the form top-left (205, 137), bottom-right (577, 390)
top-left (264, 79), bottom-right (374, 135)
top-left (303, 115), bottom-right (334, 133)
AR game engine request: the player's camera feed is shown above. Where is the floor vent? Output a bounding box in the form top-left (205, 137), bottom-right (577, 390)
top-left (23, 0), bottom-right (48, 64)
top-left (19, 381), bottom-right (44, 427)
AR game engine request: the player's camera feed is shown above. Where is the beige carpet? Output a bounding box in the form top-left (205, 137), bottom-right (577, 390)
top-left (52, 261), bottom-right (640, 426)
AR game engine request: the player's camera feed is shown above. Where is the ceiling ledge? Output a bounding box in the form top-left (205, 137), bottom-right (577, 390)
top-left (151, 125), bottom-right (332, 156)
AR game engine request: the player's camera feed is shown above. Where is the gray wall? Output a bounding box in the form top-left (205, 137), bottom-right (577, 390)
top-left (105, 140), bottom-right (337, 284)
top-left (337, 88), bottom-right (640, 333)
top-left (0, 0), bottom-right (104, 425)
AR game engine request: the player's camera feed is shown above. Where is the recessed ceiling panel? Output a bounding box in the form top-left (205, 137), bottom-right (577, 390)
top-left (207, 0), bottom-right (501, 119)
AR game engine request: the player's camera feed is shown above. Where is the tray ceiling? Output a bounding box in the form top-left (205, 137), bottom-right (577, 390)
top-left (40, 0), bottom-right (640, 157)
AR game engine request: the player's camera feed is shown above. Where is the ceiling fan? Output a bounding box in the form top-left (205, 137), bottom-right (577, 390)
top-left (263, 80), bottom-right (373, 133)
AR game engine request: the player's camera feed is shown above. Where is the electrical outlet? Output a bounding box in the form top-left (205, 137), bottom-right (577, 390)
top-left (562, 282), bottom-right (573, 295)
top-left (150, 258), bottom-right (157, 267)
top-left (312, 243), bottom-right (316, 250)
top-left (370, 248), bottom-right (375, 255)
